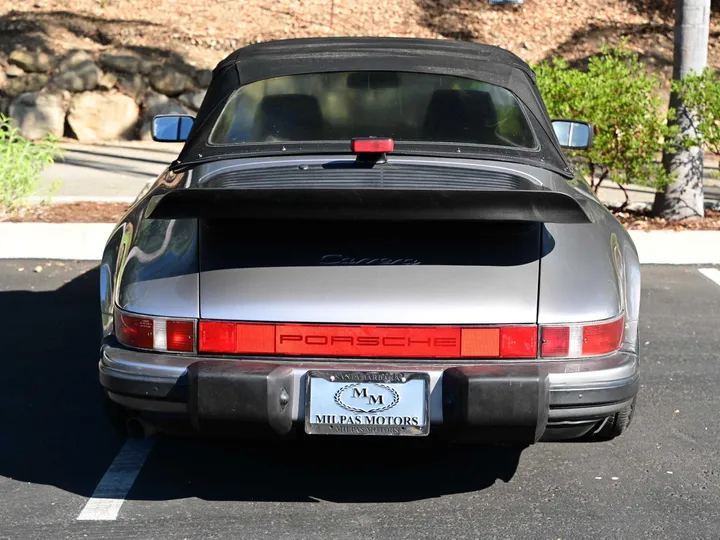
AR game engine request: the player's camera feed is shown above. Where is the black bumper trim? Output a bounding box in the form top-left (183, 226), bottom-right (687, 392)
top-left (100, 355), bottom-right (639, 440)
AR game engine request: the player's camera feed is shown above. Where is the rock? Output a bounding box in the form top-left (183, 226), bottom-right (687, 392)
top-left (8, 92), bottom-right (66, 139)
top-left (5, 64), bottom-right (25, 78)
top-left (626, 202), bottom-right (652, 212)
top-left (148, 66), bottom-right (192, 97)
top-left (53, 52), bottom-right (102, 92)
top-left (5, 73), bottom-right (49, 98)
top-left (53, 68), bottom-right (101, 92)
top-left (194, 69), bottom-right (212, 88)
top-left (117, 73), bottom-right (146, 103)
top-left (0, 69), bottom-right (6, 89)
top-left (9, 49), bottom-right (52, 73)
top-left (139, 60), bottom-right (158, 75)
top-left (98, 71), bottom-right (118, 90)
top-left (139, 91), bottom-right (189, 139)
top-left (57, 50), bottom-right (93, 72)
top-left (67, 92), bottom-right (139, 142)
top-left (178, 90), bottom-right (206, 111)
top-left (0, 97), bottom-right (9, 115)
top-left (99, 54), bottom-right (140, 74)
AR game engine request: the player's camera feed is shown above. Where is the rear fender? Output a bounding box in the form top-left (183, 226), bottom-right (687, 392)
top-left (101, 169), bottom-right (200, 325)
top-left (538, 208), bottom-right (632, 328)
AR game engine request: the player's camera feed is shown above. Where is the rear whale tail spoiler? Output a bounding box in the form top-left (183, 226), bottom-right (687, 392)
top-left (146, 188), bottom-right (594, 224)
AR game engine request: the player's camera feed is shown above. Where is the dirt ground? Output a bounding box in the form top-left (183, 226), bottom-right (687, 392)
top-left (1, 202), bottom-right (129, 223)
top-left (0, 0), bottom-right (718, 81)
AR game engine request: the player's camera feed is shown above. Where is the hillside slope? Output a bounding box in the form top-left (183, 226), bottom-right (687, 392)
top-left (0, 0), bottom-right (718, 79)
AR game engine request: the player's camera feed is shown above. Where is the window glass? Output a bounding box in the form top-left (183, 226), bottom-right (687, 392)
top-left (210, 71), bottom-right (536, 148)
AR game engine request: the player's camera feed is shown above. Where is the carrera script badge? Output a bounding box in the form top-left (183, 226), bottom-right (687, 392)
top-left (321, 254), bottom-right (421, 265)
top-left (334, 383), bottom-right (400, 413)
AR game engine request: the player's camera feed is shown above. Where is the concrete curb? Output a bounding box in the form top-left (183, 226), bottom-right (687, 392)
top-left (627, 230), bottom-right (720, 265)
top-left (0, 223), bottom-right (116, 261)
top-left (0, 223), bottom-right (719, 264)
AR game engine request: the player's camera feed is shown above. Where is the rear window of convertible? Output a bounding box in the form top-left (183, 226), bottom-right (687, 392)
top-left (209, 71), bottom-right (537, 149)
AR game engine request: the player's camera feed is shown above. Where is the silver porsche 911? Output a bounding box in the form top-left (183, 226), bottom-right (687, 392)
top-left (99, 37), bottom-right (640, 444)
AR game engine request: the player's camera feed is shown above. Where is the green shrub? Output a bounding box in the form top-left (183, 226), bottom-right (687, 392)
top-left (0, 114), bottom-right (61, 211)
top-left (673, 68), bottom-right (720, 158)
top-left (534, 45), bottom-right (677, 204)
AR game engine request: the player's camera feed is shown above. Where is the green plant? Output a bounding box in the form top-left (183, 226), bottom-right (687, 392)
top-left (673, 68), bottom-right (720, 158)
top-left (0, 114), bottom-right (61, 211)
top-left (534, 44), bottom-right (678, 207)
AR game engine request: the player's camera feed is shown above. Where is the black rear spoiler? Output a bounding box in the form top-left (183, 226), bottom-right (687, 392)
top-left (147, 188), bottom-right (593, 224)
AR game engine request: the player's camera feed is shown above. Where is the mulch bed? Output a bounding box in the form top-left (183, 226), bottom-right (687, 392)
top-left (3, 202), bottom-right (720, 230)
top-left (1, 202), bottom-right (130, 223)
top-left (614, 209), bottom-right (720, 231)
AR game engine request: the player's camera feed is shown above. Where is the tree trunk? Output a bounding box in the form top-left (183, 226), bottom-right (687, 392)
top-left (653, 0), bottom-right (710, 220)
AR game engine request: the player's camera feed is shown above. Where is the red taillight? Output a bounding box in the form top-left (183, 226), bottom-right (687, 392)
top-left (116, 311), bottom-right (623, 360)
top-left (166, 320), bottom-right (195, 352)
top-left (115, 310), bottom-right (195, 353)
top-left (582, 317), bottom-right (624, 356)
top-left (351, 138), bottom-right (394, 153)
top-left (197, 322), bottom-right (538, 358)
top-left (460, 328), bottom-right (500, 357)
top-left (500, 326), bottom-right (538, 358)
top-left (199, 321), bottom-right (236, 353)
top-left (541, 317), bottom-right (624, 358)
top-left (540, 326), bottom-right (570, 357)
top-left (237, 323), bottom-right (275, 354)
top-left (116, 312), bottom-right (154, 349)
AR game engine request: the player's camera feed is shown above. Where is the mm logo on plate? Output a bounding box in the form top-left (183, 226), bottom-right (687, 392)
top-left (334, 383), bottom-right (400, 413)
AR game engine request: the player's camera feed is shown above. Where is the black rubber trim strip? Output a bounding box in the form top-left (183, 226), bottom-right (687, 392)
top-left (99, 367), bottom-right (188, 402)
top-left (148, 188), bottom-right (593, 224)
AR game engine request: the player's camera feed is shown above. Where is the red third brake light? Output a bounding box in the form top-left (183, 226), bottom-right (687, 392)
top-left (351, 138), bottom-right (394, 153)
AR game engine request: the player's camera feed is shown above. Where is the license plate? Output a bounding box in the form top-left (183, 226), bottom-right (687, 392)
top-left (305, 371), bottom-right (430, 436)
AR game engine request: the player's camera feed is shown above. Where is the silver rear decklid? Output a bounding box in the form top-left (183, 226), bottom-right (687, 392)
top-left (198, 220), bottom-right (542, 325)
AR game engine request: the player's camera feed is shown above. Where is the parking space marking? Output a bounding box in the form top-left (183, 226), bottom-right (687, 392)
top-left (76, 438), bottom-right (155, 521)
top-left (699, 268), bottom-right (720, 289)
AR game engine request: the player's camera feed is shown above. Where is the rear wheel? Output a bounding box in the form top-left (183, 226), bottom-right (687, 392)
top-left (586, 397), bottom-right (636, 441)
top-left (103, 393), bottom-right (135, 433)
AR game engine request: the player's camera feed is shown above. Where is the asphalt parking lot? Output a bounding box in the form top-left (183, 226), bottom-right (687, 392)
top-left (0, 261), bottom-right (719, 540)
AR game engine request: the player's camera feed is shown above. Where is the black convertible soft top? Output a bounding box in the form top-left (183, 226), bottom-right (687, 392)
top-left (175, 37), bottom-right (570, 175)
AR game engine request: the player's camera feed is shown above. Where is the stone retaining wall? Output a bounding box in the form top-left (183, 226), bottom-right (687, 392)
top-left (0, 48), bottom-right (210, 142)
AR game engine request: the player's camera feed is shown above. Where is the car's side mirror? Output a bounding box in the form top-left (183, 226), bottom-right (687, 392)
top-left (151, 114), bottom-right (195, 142)
top-left (552, 120), bottom-right (593, 150)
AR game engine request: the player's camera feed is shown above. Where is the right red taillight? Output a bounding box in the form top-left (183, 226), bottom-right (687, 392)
top-left (540, 317), bottom-right (624, 358)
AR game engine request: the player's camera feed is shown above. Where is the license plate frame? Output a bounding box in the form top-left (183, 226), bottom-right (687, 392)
top-left (304, 371), bottom-right (430, 436)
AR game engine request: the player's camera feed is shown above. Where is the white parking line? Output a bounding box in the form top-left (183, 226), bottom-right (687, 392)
top-left (699, 268), bottom-right (720, 288)
top-left (76, 438), bottom-right (155, 521)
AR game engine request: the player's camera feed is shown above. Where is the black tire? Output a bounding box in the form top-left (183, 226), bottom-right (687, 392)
top-left (587, 397), bottom-right (636, 441)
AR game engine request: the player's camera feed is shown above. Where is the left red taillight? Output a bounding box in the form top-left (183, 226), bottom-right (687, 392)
top-left (115, 310), bottom-right (195, 352)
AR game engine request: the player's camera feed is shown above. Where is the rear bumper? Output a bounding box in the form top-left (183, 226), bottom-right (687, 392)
top-left (99, 343), bottom-right (639, 441)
